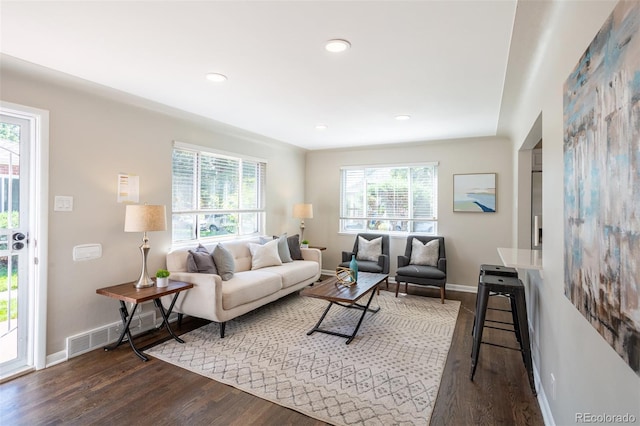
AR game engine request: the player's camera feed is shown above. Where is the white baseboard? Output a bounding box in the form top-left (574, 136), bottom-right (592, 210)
top-left (46, 310), bottom-right (182, 368)
top-left (533, 362), bottom-right (555, 426)
top-left (446, 283), bottom-right (477, 293)
top-left (46, 350), bottom-right (67, 368)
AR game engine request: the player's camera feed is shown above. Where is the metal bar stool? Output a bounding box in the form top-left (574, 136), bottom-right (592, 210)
top-left (472, 264), bottom-right (520, 341)
top-left (470, 271), bottom-right (536, 395)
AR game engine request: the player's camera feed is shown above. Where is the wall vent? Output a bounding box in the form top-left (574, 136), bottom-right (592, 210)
top-left (66, 311), bottom-right (156, 359)
top-left (67, 334), bottom-right (91, 358)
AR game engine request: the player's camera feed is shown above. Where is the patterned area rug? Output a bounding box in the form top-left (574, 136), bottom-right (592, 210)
top-left (148, 290), bottom-right (460, 425)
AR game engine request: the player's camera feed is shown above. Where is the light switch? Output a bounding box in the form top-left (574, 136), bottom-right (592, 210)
top-left (73, 244), bottom-right (102, 261)
top-left (54, 196), bottom-right (74, 212)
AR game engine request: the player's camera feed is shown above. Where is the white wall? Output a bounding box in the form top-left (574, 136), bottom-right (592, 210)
top-left (0, 58), bottom-right (308, 355)
top-left (508, 1), bottom-right (640, 424)
top-left (305, 136), bottom-right (513, 288)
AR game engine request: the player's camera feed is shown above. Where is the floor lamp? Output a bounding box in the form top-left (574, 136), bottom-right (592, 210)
top-left (124, 204), bottom-right (167, 288)
top-left (293, 203), bottom-right (313, 242)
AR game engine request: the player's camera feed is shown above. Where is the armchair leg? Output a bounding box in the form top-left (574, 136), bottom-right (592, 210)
top-left (395, 280), bottom-right (400, 297)
top-left (440, 287), bottom-right (445, 304)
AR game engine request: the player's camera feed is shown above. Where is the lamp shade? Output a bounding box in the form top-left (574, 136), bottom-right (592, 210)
top-left (293, 203), bottom-right (313, 219)
top-left (124, 204), bottom-right (167, 232)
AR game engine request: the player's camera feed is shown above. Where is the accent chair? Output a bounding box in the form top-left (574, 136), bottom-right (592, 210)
top-left (395, 235), bottom-right (447, 303)
top-left (340, 233), bottom-right (390, 289)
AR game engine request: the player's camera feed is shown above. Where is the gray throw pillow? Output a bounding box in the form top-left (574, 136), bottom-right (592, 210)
top-left (356, 236), bottom-right (382, 261)
top-left (410, 238), bottom-right (439, 266)
top-left (287, 234), bottom-right (303, 260)
top-left (187, 244), bottom-right (217, 274)
top-left (213, 244), bottom-right (235, 281)
top-left (275, 234), bottom-right (293, 263)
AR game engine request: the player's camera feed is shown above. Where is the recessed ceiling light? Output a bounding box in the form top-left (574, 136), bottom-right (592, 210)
top-left (315, 124), bottom-right (328, 130)
top-left (325, 39), bottom-right (351, 53)
top-left (395, 115), bottom-right (411, 121)
top-left (206, 73), bottom-right (227, 83)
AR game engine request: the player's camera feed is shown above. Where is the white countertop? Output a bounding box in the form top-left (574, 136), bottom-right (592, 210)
top-left (497, 247), bottom-right (543, 270)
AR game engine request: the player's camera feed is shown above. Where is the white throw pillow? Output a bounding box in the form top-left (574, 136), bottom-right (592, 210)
top-left (356, 236), bottom-right (382, 261)
top-left (249, 239), bottom-right (283, 270)
top-left (410, 238), bottom-right (439, 266)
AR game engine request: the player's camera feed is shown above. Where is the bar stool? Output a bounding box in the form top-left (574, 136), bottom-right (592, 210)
top-left (472, 264), bottom-right (519, 339)
top-left (470, 271), bottom-right (536, 395)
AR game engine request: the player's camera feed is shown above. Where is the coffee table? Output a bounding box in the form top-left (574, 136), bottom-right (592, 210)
top-left (300, 272), bottom-right (388, 344)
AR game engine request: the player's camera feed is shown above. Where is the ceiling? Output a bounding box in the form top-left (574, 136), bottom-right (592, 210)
top-left (0, 1), bottom-right (525, 150)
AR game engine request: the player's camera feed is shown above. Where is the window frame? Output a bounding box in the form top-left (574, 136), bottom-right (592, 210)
top-left (171, 141), bottom-right (267, 244)
top-left (339, 162), bottom-right (438, 235)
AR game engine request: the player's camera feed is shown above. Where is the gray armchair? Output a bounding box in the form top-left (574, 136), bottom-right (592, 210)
top-left (340, 233), bottom-right (390, 289)
top-left (395, 235), bottom-right (447, 303)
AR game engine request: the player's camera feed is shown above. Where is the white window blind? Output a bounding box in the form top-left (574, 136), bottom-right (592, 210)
top-left (340, 164), bottom-right (438, 234)
top-left (172, 145), bottom-right (266, 242)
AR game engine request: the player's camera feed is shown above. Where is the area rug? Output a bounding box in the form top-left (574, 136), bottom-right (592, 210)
top-left (148, 290), bottom-right (460, 425)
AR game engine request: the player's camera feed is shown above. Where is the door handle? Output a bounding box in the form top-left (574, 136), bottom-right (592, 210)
top-left (12, 232), bottom-right (27, 250)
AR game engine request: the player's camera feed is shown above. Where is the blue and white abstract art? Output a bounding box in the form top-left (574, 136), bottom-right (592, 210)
top-left (453, 173), bottom-right (496, 213)
top-left (563, 0), bottom-right (640, 376)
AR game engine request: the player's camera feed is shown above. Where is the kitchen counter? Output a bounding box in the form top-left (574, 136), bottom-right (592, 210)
top-left (497, 247), bottom-right (543, 270)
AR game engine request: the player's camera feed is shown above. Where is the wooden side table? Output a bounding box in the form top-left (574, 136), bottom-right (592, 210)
top-left (96, 280), bottom-right (193, 361)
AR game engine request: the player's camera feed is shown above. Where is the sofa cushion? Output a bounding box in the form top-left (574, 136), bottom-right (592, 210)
top-left (249, 239), bottom-right (282, 270)
top-left (262, 261), bottom-right (319, 288)
top-left (410, 238), bottom-right (439, 266)
top-left (396, 264), bottom-right (445, 280)
top-left (287, 234), bottom-right (303, 260)
top-left (339, 260), bottom-right (383, 273)
top-left (222, 238), bottom-right (261, 272)
top-left (221, 270), bottom-right (282, 310)
top-left (213, 244), bottom-right (235, 281)
top-left (187, 244), bottom-right (217, 274)
top-left (357, 236), bottom-right (382, 261)
top-left (275, 234), bottom-right (293, 263)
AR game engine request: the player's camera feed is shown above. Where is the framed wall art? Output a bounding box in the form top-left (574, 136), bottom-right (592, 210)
top-left (563, 1), bottom-right (640, 376)
top-left (453, 173), bottom-right (496, 213)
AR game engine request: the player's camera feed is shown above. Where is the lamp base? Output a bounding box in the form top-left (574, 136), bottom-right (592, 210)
top-left (133, 244), bottom-right (155, 288)
top-left (134, 275), bottom-right (155, 289)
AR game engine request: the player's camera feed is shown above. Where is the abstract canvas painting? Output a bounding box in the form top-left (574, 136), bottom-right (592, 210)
top-left (563, 1), bottom-right (640, 376)
top-left (453, 173), bottom-right (496, 212)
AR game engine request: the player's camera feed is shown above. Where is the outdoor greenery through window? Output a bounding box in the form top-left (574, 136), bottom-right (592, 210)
top-left (172, 143), bottom-right (266, 243)
top-left (340, 163), bottom-right (438, 234)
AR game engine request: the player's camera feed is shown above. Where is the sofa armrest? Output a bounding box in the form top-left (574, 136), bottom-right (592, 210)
top-left (301, 247), bottom-right (322, 264)
top-left (377, 254), bottom-right (390, 274)
top-left (438, 258), bottom-right (447, 274)
top-left (161, 271), bottom-right (225, 323)
top-left (342, 251), bottom-right (355, 263)
top-left (398, 255), bottom-right (410, 268)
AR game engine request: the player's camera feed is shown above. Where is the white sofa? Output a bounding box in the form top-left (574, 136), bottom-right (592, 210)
top-left (163, 237), bottom-right (322, 337)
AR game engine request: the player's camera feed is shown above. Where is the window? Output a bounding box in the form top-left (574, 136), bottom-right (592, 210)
top-left (172, 142), bottom-right (266, 243)
top-left (340, 163), bottom-right (438, 234)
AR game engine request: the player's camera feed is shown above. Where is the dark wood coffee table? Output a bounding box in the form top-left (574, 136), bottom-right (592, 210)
top-left (300, 272), bottom-right (388, 344)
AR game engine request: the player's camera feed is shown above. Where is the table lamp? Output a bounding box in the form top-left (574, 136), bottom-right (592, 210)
top-left (293, 203), bottom-right (313, 242)
top-left (124, 204), bottom-right (167, 288)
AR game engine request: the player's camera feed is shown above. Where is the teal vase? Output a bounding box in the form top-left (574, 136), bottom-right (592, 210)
top-left (349, 255), bottom-right (358, 282)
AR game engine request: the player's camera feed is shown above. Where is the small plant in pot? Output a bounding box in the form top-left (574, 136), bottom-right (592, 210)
top-left (301, 240), bottom-right (310, 249)
top-left (156, 269), bottom-right (171, 287)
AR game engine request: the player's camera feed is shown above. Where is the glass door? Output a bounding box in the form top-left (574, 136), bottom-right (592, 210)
top-left (0, 113), bottom-right (31, 373)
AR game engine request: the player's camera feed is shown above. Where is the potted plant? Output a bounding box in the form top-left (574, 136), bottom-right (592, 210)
top-left (301, 240), bottom-right (310, 249)
top-left (156, 269), bottom-right (171, 287)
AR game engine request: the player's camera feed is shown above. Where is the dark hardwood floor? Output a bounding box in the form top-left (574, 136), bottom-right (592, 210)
top-left (0, 284), bottom-right (543, 425)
